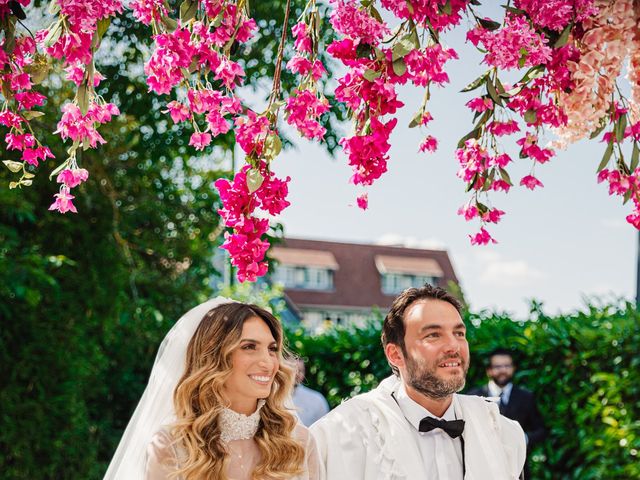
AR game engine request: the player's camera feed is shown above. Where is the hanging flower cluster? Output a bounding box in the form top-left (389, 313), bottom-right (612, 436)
top-left (215, 163), bottom-right (290, 282)
top-left (4, 1), bottom-right (640, 282)
top-left (328, 0), bottom-right (465, 210)
top-left (0, 0), bottom-right (122, 212)
top-left (129, 0), bottom-right (297, 280)
top-left (454, 0), bottom-right (606, 244)
top-left (1, 1), bottom-right (53, 189)
top-left (284, 1), bottom-right (329, 140)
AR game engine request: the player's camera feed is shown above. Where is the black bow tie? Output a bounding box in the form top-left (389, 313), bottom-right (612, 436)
top-left (418, 417), bottom-right (465, 438)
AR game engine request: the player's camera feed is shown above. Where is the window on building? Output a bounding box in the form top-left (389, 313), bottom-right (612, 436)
top-left (381, 273), bottom-right (438, 295)
top-left (273, 265), bottom-right (334, 291)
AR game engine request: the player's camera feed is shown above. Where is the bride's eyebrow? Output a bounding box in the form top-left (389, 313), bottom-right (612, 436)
top-left (239, 338), bottom-right (277, 345)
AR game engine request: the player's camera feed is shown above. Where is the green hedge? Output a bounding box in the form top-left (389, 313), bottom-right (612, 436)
top-left (287, 302), bottom-right (640, 479)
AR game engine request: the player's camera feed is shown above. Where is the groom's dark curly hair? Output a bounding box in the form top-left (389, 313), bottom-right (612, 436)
top-left (381, 284), bottom-right (462, 376)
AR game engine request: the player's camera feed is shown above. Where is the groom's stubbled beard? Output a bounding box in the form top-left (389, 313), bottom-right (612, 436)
top-left (405, 351), bottom-right (469, 399)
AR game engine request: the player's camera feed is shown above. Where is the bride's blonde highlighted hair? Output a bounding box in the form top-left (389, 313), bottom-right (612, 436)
top-left (170, 302), bottom-right (304, 480)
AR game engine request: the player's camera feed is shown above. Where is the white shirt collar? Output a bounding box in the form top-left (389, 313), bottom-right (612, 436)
top-left (394, 381), bottom-right (456, 431)
top-left (488, 380), bottom-right (513, 401)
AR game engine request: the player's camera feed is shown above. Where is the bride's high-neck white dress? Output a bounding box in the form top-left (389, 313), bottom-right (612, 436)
top-left (144, 401), bottom-right (320, 480)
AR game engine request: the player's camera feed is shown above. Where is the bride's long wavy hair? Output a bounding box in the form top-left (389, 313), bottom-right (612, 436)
top-left (170, 302), bottom-right (304, 480)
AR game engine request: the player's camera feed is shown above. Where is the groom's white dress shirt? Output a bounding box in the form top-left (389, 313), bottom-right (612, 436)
top-left (394, 382), bottom-right (463, 479)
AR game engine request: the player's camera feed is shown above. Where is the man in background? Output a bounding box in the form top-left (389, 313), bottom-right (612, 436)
top-left (468, 348), bottom-right (546, 475)
top-left (292, 357), bottom-right (330, 426)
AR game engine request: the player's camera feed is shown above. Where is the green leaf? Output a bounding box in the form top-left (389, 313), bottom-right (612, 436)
top-left (246, 168), bottom-right (264, 194)
top-left (503, 5), bottom-right (526, 15)
top-left (42, 20), bottom-right (63, 49)
top-left (554, 22), bottom-right (573, 48)
top-left (500, 85), bottom-right (523, 98)
top-left (486, 77), bottom-right (502, 106)
top-left (408, 110), bottom-right (423, 129)
top-left (76, 84), bottom-right (89, 116)
top-left (24, 61), bottom-right (50, 85)
top-left (180, 0), bottom-right (198, 23)
top-left (478, 18), bottom-right (501, 31)
top-left (160, 15), bottom-right (178, 32)
top-left (48, 0), bottom-right (60, 15)
top-left (369, 5), bottom-right (383, 23)
top-left (519, 66), bottom-right (545, 85)
top-left (615, 115), bottom-right (627, 143)
top-left (623, 188), bottom-right (633, 205)
top-left (49, 160), bottom-right (71, 180)
top-left (409, 26), bottom-right (420, 49)
top-left (21, 179), bottom-right (32, 187)
top-left (461, 72), bottom-right (489, 93)
top-left (3, 160), bottom-right (23, 173)
top-left (356, 43), bottom-right (373, 59)
top-left (499, 167), bottom-right (513, 185)
top-left (392, 37), bottom-right (415, 61)
top-left (97, 18), bottom-right (111, 40)
top-left (22, 172), bottom-right (35, 179)
top-left (362, 69), bottom-right (381, 82)
top-left (392, 58), bottom-right (407, 77)
top-left (22, 111), bottom-right (45, 120)
top-left (9, 181), bottom-right (19, 189)
top-left (263, 134), bottom-right (282, 161)
top-left (457, 127), bottom-right (481, 149)
top-left (597, 141), bottom-right (614, 172)
top-left (439, 0), bottom-right (452, 15)
top-left (589, 118), bottom-right (608, 139)
top-left (466, 173), bottom-right (479, 192)
top-left (524, 110), bottom-right (538, 124)
top-left (631, 143), bottom-right (639, 172)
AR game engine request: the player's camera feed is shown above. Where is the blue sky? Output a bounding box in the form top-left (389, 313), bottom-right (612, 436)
top-left (267, 7), bottom-right (636, 317)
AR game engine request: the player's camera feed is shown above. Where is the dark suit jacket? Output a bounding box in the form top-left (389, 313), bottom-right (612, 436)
top-left (467, 384), bottom-right (547, 449)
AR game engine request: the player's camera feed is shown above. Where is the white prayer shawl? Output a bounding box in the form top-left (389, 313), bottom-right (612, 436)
top-left (310, 376), bottom-right (526, 480)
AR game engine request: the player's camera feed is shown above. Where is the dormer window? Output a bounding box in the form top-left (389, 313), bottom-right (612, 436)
top-left (271, 247), bottom-right (338, 291)
top-left (375, 255), bottom-right (443, 295)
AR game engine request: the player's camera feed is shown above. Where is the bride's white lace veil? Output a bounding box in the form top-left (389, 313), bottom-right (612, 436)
top-left (103, 296), bottom-right (234, 479)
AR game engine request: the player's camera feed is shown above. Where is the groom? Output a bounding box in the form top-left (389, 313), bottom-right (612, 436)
top-left (310, 285), bottom-right (526, 479)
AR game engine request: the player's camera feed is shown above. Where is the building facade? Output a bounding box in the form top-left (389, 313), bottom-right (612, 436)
top-left (269, 238), bottom-right (460, 331)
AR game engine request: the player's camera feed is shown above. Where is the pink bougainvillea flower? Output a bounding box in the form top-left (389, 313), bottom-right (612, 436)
top-left (22, 145), bottom-right (54, 167)
top-left (482, 208), bottom-right (505, 223)
top-left (487, 120), bottom-right (520, 136)
top-left (286, 55), bottom-right (313, 76)
top-left (49, 188), bottom-right (78, 214)
top-left (520, 174), bottom-right (544, 190)
top-left (330, 0), bottom-right (390, 44)
top-left (292, 21), bottom-right (312, 53)
top-left (163, 101), bottom-right (191, 123)
top-left (457, 204), bottom-right (479, 221)
top-left (468, 14), bottom-right (552, 70)
top-left (419, 135), bottom-right (438, 153)
top-left (57, 168), bottom-right (89, 188)
top-left (492, 179), bottom-right (512, 193)
top-left (285, 89), bottom-right (329, 140)
top-left (469, 227), bottom-right (497, 245)
top-left (356, 193), bottom-right (368, 210)
top-left (189, 132), bottom-right (212, 150)
top-left (466, 97), bottom-right (493, 113)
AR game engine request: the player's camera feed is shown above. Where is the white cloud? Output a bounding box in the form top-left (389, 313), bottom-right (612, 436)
top-left (473, 253), bottom-right (545, 287)
top-left (376, 233), bottom-right (446, 250)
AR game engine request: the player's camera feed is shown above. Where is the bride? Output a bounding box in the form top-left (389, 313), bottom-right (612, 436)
top-left (104, 298), bottom-right (320, 479)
